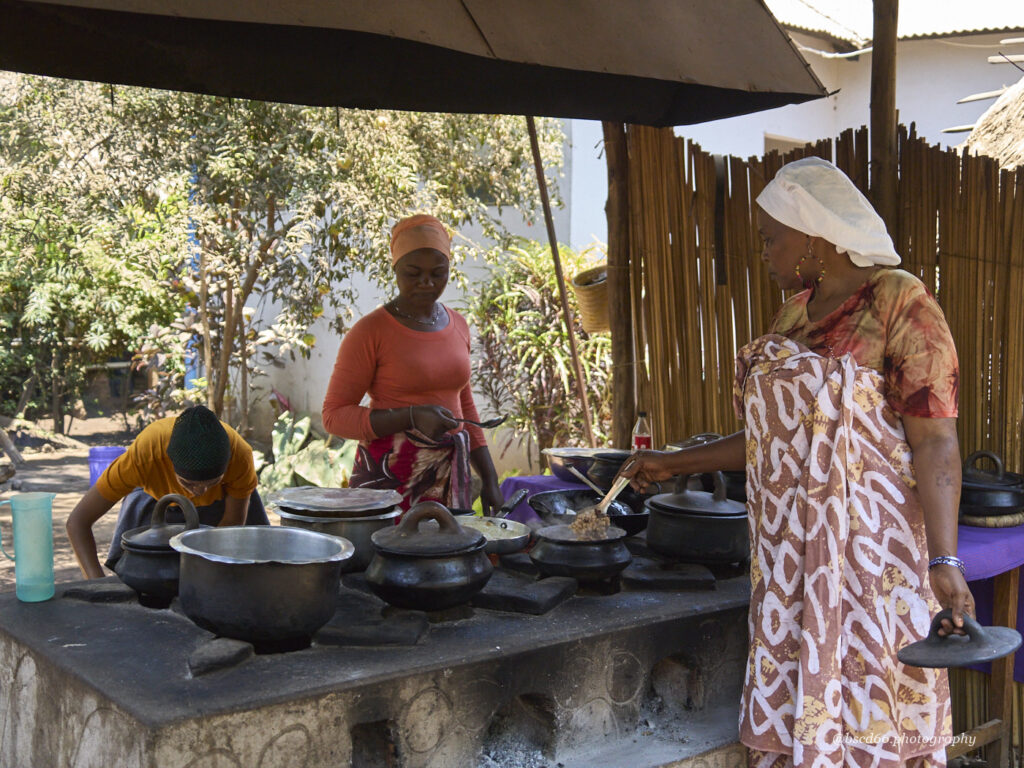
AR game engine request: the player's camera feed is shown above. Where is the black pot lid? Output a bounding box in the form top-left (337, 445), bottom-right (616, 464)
top-left (647, 490), bottom-right (746, 518)
top-left (122, 521), bottom-right (193, 551)
top-left (897, 610), bottom-right (1022, 668)
top-left (371, 501), bottom-right (484, 556)
top-left (962, 451), bottom-right (1024, 488)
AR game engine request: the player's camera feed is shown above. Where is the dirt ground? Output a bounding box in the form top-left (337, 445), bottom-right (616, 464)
top-left (0, 415), bottom-right (284, 593)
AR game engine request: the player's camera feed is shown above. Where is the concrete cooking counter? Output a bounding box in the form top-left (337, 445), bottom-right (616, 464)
top-left (0, 570), bottom-right (750, 768)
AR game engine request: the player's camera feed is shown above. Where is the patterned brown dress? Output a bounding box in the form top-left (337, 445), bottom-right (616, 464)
top-left (735, 269), bottom-right (959, 768)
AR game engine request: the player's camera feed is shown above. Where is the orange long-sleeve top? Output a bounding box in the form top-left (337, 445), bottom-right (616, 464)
top-left (321, 305), bottom-right (486, 450)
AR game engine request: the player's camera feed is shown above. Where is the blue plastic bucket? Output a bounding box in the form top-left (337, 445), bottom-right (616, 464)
top-left (88, 446), bottom-right (127, 486)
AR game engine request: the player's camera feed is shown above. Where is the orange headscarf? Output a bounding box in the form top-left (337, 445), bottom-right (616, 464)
top-left (389, 214), bottom-right (451, 266)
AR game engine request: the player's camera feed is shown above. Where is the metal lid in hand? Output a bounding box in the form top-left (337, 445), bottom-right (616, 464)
top-left (371, 501), bottom-right (485, 556)
top-left (121, 493), bottom-right (202, 552)
top-left (647, 473), bottom-right (746, 518)
top-left (897, 609), bottom-right (1023, 668)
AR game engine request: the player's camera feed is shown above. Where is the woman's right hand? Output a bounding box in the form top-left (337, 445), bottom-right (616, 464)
top-left (410, 405), bottom-right (459, 440)
top-left (618, 450), bottom-right (680, 493)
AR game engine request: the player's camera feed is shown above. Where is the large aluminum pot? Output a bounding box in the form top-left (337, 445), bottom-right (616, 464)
top-left (170, 527), bottom-right (353, 649)
top-left (276, 507), bottom-right (400, 572)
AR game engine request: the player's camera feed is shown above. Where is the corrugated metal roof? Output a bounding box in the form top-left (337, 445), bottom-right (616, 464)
top-left (764, 0), bottom-right (1024, 45)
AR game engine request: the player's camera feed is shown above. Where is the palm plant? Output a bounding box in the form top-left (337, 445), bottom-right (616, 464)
top-left (465, 241), bottom-right (611, 470)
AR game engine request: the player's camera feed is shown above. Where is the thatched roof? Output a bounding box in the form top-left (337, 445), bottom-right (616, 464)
top-left (964, 75), bottom-right (1024, 171)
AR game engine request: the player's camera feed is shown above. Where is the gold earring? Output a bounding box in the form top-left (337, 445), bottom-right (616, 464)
top-left (795, 239), bottom-right (825, 288)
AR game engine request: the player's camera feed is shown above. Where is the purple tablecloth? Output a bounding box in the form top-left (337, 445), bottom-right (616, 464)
top-left (959, 523), bottom-right (1024, 683)
top-left (500, 474), bottom-right (588, 525)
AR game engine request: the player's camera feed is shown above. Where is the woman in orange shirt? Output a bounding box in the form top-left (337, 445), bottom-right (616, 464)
top-left (321, 214), bottom-right (503, 514)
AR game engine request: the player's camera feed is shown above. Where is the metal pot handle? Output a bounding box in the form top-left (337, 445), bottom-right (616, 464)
top-left (151, 493), bottom-right (201, 530)
top-left (673, 473), bottom-right (727, 501)
top-left (963, 450), bottom-right (1004, 480)
top-left (396, 502), bottom-right (460, 534)
top-left (926, 608), bottom-right (985, 643)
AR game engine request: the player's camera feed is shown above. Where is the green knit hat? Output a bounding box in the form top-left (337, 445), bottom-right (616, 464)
top-left (166, 406), bottom-right (231, 481)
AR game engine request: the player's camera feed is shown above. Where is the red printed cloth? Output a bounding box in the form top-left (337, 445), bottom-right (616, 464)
top-left (769, 269), bottom-right (958, 419)
top-left (735, 335), bottom-right (951, 768)
top-left (349, 428), bottom-right (472, 513)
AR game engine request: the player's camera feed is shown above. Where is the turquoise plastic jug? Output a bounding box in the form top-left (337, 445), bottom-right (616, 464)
top-left (0, 492), bottom-right (56, 602)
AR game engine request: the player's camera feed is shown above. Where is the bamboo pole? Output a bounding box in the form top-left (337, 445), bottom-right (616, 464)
top-left (526, 116), bottom-right (595, 448)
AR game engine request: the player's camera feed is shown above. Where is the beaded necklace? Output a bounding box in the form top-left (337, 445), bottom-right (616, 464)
top-left (388, 300), bottom-right (443, 327)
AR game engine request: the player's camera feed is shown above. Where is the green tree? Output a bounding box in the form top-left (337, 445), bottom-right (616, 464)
top-left (111, 90), bottom-right (565, 431)
top-left (0, 73), bottom-right (190, 430)
top-left (465, 241), bottom-right (612, 469)
top-left (0, 73), bottom-right (565, 432)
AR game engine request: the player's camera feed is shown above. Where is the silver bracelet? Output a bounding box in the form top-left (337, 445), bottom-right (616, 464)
top-left (408, 405), bottom-right (417, 431)
top-left (928, 555), bottom-right (966, 576)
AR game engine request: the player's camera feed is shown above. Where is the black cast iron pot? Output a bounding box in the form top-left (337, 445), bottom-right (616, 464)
top-left (114, 493), bottom-right (203, 606)
top-left (959, 451), bottom-right (1024, 517)
top-left (529, 524), bottom-right (632, 582)
top-left (366, 502), bottom-right (493, 611)
top-left (644, 473), bottom-right (748, 564)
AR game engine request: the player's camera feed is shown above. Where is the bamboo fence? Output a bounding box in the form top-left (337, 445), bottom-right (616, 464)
top-left (626, 122), bottom-right (1024, 764)
top-left (626, 123), bottom-right (1024, 470)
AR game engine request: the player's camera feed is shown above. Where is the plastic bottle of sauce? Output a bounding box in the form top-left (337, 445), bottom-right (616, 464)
top-left (631, 411), bottom-right (652, 451)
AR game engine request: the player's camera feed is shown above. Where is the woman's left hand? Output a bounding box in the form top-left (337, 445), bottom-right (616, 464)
top-left (479, 479), bottom-right (504, 516)
top-left (930, 564), bottom-right (976, 636)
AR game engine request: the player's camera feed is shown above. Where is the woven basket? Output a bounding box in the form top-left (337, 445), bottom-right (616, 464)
top-left (959, 510), bottom-right (1024, 527)
top-left (571, 264), bottom-right (609, 334)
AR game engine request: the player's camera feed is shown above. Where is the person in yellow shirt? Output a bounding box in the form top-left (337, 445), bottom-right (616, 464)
top-left (67, 405), bottom-right (269, 579)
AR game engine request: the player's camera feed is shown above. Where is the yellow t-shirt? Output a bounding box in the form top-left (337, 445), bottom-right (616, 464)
top-left (95, 416), bottom-right (257, 505)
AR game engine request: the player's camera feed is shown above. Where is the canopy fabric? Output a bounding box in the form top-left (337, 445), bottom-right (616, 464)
top-left (0, 0), bottom-right (826, 126)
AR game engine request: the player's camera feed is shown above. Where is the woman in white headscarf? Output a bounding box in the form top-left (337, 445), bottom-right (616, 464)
top-left (621, 157), bottom-right (973, 768)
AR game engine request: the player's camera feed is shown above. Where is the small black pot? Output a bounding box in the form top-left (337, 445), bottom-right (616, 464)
top-left (529, 525), bottom-right (632, 582)
top-left (645, 473), bottom-right (748, 564)
top-left (114, 493), bottom-right (202, 605)
top-left (960, 451), bottom-right (1024, 517)
top-left (366, 502), bottom-right (493, 611)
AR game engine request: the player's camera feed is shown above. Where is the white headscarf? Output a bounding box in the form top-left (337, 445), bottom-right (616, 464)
top-left (755, 156), bottom-right (900, 267)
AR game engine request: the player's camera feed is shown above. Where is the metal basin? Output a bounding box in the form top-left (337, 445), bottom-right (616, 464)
top-left (276, 507), bottom-right (400, 572)
top-left (170, 526), bottom-right (354, 650)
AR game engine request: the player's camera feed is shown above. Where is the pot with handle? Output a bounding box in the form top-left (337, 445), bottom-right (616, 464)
top-left (366, 501), bottom-right (493, 611)
top-left (114, 493), bottom-right (203, 605)
top-left (959, 451), bottom-right (1024, 517)
top-left (644, 472), bottom-right (748, 564)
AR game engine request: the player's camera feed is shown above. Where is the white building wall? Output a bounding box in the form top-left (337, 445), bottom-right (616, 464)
top-left (564, 31), bottom-right (1024, 250)
top-left (252, 131), bottom-right (573, 476)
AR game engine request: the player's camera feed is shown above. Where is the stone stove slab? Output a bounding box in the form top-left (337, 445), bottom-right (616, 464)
top-left (0, 573), bottom-right (751, 768)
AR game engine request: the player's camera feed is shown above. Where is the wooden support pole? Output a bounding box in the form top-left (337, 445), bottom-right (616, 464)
top-left (602, 121), bottom-right (635, 449)
top-left (870, 0), bottom-right (898, 234)
top-left (526, 116), bottom-right (596, 448)
top-left (987, 567), bottom-right (1019, 768)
